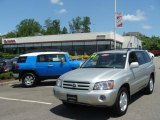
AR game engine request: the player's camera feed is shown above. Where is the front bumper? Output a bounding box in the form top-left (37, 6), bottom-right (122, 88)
top-left (53, 86), bottom-right (118, 106)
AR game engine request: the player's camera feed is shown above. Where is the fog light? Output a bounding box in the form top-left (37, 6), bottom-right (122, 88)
top-left (99, 95), bottom-right (106, 101)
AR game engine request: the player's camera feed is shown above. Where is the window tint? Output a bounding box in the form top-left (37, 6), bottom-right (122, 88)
top-left (135, 52), bottom-right (146, 65)
top-left (129, 52), bottom-right (138, 64)
top-left (37, 54), bottom-right (66, 62)
top-left (143, 52), bottom-right (151, 63)
top-left (37, 55), bottom-right (47, 62)
top-left (48, 54), bottom-right (66, 62)
top-left (82, 53), bottom-right (126, 68)
top-left (135, 51), bottom-right (151, 65)
top-left (17, 57), bottom-right (27, 63)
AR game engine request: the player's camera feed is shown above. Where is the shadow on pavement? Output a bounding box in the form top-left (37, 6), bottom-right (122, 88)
top-left (129, 89), bottom-right (145, 104)
top-left (50, 90), bottom-right (147, 119)
top-left (11, 80), bottom-right (56, 88)
top-left (50, 104), bottom-right (111, 120)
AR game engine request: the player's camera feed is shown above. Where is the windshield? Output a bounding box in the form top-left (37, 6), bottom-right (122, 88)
top-left (81, 53), bottom-right (127, 69)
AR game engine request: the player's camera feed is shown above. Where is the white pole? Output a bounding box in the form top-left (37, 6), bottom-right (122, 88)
top-left (114, 0), bottom-right (116, 50)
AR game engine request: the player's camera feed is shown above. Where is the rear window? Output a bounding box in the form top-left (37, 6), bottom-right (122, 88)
top-left (17, 56), bottom-right (27, 63)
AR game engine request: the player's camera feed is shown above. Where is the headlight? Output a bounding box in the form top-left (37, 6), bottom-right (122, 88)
top-left (56, 79), bottom-right (62, 87)
top-left (93, 80), bottom-right (114, 90)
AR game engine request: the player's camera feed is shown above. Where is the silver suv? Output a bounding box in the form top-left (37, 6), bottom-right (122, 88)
top-left (53, 49), bottom-right (155, 116)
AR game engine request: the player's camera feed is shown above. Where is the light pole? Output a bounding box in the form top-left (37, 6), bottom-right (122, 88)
top-left (114, 0), bottom-right (117, 50)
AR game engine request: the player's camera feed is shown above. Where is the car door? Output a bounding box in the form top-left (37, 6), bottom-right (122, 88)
top-left (47, 54), bottom-right (71, 77)
top-left (36, 54), bottom-right (49, 76)
top-left (135, 51), bottom-right (151, 87)
top-left (129, 52), bottom-right (143, 93)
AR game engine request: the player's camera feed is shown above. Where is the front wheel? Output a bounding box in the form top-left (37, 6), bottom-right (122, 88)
top-left (113, 87), bottom-right (129, 116)
top-left (21, 73), bottom-right (37, 87)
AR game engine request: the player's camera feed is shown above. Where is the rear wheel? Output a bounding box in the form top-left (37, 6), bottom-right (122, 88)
top-left (22, 73), bottom-right (37, 87)
top-left (145, 76), bottom-right (154, 94)
top-left (113, 87), bottom-right (129, 116)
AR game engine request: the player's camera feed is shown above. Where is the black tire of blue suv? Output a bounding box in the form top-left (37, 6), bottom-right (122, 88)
top-left (21, 73), bottom-right (37, 87)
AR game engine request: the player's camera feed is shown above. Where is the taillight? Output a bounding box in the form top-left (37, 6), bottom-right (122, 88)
top-left (3, 66), bottom-right (8, 70)
top-left (14, 64), bottom-right (19, 69)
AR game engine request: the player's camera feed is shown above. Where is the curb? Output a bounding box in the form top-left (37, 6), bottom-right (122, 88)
top-left (0, 80), bottom-right (19, 86)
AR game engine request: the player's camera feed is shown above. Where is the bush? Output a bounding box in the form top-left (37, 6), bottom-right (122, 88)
top-left (0, 53), bottom-right (18, 59)
top-left (0, 72), bottom-right (13, 80)
top-left (70, 55), bottom-right (90, 60)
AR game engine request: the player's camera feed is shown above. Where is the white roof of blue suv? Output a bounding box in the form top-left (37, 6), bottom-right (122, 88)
top-left (20, 52), bottom-right (67, 56)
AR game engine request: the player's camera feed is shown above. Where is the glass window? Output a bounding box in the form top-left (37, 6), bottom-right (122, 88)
top-left (37, 55), bottom-right (47, 62)
top-left (17, 56), bottom-right (27, 63)
top-left (73, 42), bottom-right (84, 45)
top-left (25, 44), bottom-right (34, 47)
top-left (52, 42), bottom-right (61, 46)
top-left (85, 41), bottom-right (96, 45)
top-left (37, 54), bottom-right (66, 62)
top-left (135, 51), bottom-right (146, 65)
top-left (41, 43), bottom-right (52, 47)
top-left (142, 52), bottom-right (151, 63)
top-left (62, 42), bottom-right (72, 46)
top-left (97, 41), bottom-right (110, 45)
top-left (48, 54), bottom-right (66, 62)
top-left (82, 53), bottom-right (126, 69)
top-left (129, 52), bottom-right (138, 64)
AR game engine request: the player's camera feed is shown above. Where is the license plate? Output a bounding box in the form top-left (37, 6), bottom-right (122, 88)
top-left (67, 94), bottom-right (77, 103)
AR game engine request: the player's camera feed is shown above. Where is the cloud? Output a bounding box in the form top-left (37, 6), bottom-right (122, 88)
top-left (143, 24), bottom-right (152, 30)
top-left (50, 0), bottom-right (63, 6)
top-left (123, 10), bottom-right (146, 22)
top-left (58, 9), bottom-right (67, 14)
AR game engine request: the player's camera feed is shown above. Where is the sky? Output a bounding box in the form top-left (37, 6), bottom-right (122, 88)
top-left (0, 0), bottom-right (159, 37)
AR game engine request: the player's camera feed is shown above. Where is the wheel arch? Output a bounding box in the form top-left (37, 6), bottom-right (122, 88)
top-left (150, 72), bottom-right (155, 83)
top-left (20, 70), bottom-right (38, 80)
top-left (119, 83), bottom-right (130, 100)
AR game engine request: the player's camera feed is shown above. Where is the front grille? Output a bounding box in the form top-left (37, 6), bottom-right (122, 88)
top-left (63, 81), bottom-right (90, 90)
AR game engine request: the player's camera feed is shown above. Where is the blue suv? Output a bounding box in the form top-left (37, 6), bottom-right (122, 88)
top-left (13, 52), bottom-right (83, 87)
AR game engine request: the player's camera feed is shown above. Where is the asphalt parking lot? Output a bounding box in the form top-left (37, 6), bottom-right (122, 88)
top-left (0, 58), bottom-right (160, 120)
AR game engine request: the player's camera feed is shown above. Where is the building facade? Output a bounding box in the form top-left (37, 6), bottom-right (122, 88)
top-left (2, 32), bottom-right (142, 55)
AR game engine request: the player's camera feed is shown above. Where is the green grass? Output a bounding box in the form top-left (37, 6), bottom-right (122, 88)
top-left (0, 72), bottom-right (13, 80)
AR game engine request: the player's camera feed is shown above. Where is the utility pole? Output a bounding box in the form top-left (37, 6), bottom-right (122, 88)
top-left (114, 0), bottom-right (117, 50)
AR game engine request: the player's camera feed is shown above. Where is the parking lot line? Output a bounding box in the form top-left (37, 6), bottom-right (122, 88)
top-left (0, 97), bottom-right (52, 105)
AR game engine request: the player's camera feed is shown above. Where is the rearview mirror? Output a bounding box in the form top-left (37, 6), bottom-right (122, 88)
top-left (130, 62), bottom-right (139, 68)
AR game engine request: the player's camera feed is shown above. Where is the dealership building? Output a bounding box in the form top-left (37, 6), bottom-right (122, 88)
top-left (2, 32), bottom-right (142, 55)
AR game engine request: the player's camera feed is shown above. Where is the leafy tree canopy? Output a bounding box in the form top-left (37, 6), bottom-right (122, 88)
top-left (16, 19), bottom-right (42, 37)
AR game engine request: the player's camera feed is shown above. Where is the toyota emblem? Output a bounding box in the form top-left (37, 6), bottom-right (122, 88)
top-left (72, 83), bottom-right (77, 88)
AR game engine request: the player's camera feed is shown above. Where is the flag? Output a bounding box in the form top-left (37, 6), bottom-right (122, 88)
top-left (116, 12), bottom-right (123, 27)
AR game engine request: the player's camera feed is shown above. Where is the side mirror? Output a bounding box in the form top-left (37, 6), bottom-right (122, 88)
top-left (60, 58), bottom-right (65, 63)
top-left (130, 62), bottom-right (139, 68)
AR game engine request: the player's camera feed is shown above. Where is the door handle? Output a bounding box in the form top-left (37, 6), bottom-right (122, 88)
top-left (48, 64), bottom-right (53, 67)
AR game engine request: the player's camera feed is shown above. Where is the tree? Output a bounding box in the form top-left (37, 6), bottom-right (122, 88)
top-left (5, 31), bottom-right (17, 38)
top-left (16, 19), bottom-right (42, 37)
top-left (44, 18), bottom-right (61, 35)
top-left (61, 27), bottom-right (68, 34)
top-left (69, 16), bottom-right (91, 33)
top-left (82, 16), bottom-right (91, 33)
top-left (69, 16), bottom-right (82, 33)
top-left (138, 35), bottom-right (160, 50)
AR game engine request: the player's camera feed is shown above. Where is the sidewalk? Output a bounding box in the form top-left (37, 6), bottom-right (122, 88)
top-left (0, 79), bottom-right (19, 86)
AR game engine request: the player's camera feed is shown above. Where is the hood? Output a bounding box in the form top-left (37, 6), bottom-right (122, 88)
top-left (60, 68), bottom-right (125, 83)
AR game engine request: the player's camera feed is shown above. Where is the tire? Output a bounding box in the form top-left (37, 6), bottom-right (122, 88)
top-left (145, 76), bottom-right (154, 94)
top-left (112, 87), bottom-right (129, 116)
top-left (21, 73), bottom-right (37, 87)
